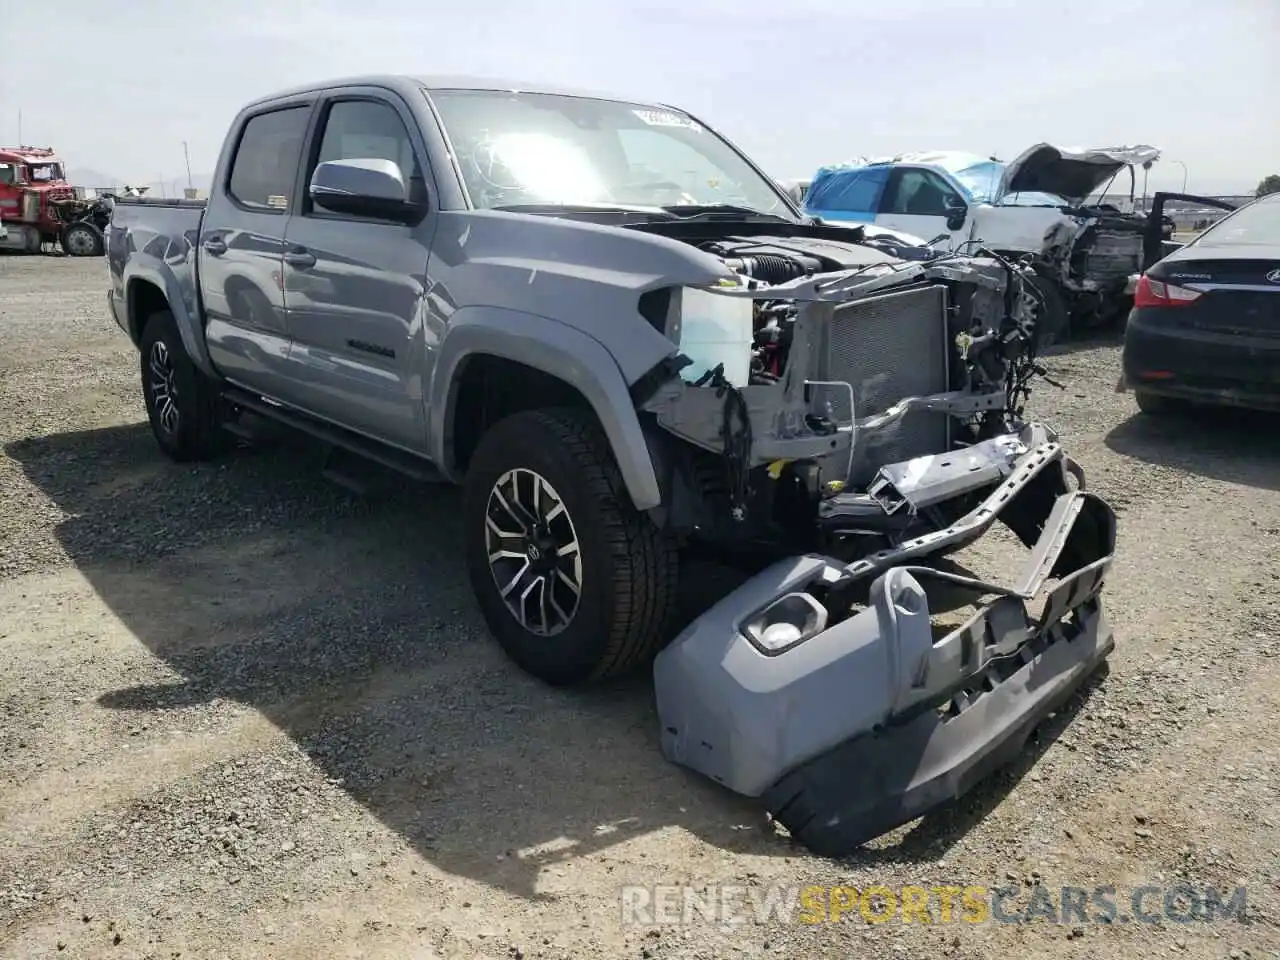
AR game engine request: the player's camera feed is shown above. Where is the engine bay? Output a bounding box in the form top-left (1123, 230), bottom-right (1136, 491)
top-left (692, 233), bottom-right (910, 383)
top-left (630, 218), bottom-right (1055, 556)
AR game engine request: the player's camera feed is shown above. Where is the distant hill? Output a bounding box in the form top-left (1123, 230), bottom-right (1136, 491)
top-left (66, 167), bottom-right (215, 197)
top-left (66, 167), bottom-right (119, 189)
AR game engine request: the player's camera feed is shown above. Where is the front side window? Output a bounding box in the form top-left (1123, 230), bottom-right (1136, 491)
top-left (227, 106), bottom-right (311, 212)
top-left (425, 89), bottom-right (795, 218)
top-left (883, 169), bottom-right (960, 216)
top-left (309, 98), bottom-right (427, 211)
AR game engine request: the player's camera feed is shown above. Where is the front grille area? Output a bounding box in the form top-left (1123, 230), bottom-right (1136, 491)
top-left (1080, 229), bottom-right (1143, 283)
top-left (815, 284), bottom-right (951, 486)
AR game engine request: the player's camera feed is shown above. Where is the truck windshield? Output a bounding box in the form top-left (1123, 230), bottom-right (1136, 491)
top-left (951, 160), bottom-right (1065, 207)
top-left (29, 163), bottom-right (65, 182)
top-left (425, 89), bottom-right (795, 219)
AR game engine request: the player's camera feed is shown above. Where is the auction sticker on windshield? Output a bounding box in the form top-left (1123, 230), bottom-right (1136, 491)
top-left (632, 109), bottom-right (701, 131)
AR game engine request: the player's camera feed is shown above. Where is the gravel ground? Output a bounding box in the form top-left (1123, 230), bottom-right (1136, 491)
top-left (1, 255), bottom-right (1278, 960)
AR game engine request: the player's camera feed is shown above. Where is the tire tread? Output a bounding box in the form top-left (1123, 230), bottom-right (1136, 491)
top-left (140, 309), bottom-right (228, 462)
top-left (465, 406), bottom-right (679, 683)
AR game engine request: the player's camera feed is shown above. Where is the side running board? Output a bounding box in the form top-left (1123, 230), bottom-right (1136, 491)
top-left (220, 386), bottom-right (446, 485)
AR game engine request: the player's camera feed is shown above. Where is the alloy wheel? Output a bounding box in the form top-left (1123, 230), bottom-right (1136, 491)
top-left (484, 467), bottom-right (583, 636)
top-left (148, 340), bottom-right (180, 436)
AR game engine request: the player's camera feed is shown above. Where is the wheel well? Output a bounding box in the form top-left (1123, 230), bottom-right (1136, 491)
top-left (127, 279), bottom-right (169, 343)
top-left (450, 355), bottom-right (594, 474)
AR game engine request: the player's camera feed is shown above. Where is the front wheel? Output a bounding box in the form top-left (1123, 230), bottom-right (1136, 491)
top-left (1025, 271), bottom-right (1070, 349)
top-left (61, 221), bottom-right (104, 257)
top-left (462, 407), bottom-right (679, 686)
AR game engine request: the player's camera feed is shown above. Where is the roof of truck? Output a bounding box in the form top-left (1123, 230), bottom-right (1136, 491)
top-left (245, 74), bottom-right (668, 109)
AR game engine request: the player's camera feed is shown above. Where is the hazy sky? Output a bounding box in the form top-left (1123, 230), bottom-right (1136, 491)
top-left (3, 0), bottom-right (1275, 194)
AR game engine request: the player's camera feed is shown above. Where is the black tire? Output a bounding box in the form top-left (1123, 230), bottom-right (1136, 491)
top-left (139, 309), bottom-right (229, 462)
top-left (60, 221), bottom-right (104, 257)
top-left (1025, 271), bottom-right (1070, 349)
top-left (1134, 389), bottom-right (1187, 416)
top-left (462, 407), bottom-right (679, 686)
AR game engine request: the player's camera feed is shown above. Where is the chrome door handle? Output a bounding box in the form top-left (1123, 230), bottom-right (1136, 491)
top-left (202, 237), bottom-right (227, 256)
top-left (283, 248), bottom-right (315, 268)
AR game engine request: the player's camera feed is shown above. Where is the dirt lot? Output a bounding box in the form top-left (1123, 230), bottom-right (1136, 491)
top-left (1, 256), bottom-right (1278, 960)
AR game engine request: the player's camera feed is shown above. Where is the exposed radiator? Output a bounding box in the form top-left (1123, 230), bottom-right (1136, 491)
top-left (1080, 229), bottom-right (1143, 283)
top-left (814, 284), bottom-right (951, 487)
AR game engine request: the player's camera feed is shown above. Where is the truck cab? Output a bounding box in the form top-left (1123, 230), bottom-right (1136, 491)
top-left (0, 147), bottom-right (76, 252)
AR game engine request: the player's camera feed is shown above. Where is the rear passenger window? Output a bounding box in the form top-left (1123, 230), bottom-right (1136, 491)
top-left (227, 106), bottom-right (311, 212)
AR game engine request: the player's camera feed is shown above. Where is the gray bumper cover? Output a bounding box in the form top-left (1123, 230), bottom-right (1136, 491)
top-left (653, 433), bottom-right (1116, 856)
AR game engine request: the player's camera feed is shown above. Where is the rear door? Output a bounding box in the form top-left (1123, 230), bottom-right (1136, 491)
top-left (875, 166), bottom-right (974, 250)
top-left (278, 89), bottom-right (439, 453)
top-left (200, 101), bottom-right (313, 392)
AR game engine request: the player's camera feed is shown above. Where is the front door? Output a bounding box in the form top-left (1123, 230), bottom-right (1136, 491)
top-left (278, 92), bottom-right (438, 454)
top-left (876, 167), bottom-right (974, 251)
top-left (199, 102), bottom-right (312, 392)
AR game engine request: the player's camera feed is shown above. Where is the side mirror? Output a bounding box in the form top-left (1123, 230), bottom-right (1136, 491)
top-left (944, 199), bottom-right (968, 232)
top-left (309, 158), bottom-right (424, 223)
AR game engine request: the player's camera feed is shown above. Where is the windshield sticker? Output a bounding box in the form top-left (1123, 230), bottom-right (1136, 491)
top-left (632, 109), bottom-right (701, 132)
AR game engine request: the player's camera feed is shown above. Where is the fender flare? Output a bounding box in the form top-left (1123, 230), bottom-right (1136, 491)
top-left (123, 256), bottom-right (219, 380)
top-left (429, 307), bottom-right (665, 512)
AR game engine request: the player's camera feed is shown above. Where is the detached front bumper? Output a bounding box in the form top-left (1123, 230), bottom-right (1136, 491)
top-left (653, 432), bottom-right (1116, 856)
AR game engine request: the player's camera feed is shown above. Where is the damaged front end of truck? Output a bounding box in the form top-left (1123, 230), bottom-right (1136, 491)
top-left (639, 249), bottom-right (1117, 855)
top-left (1002, 143), bottom-right (1163, 327)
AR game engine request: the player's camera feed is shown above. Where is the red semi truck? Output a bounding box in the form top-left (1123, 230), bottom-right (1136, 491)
top-left (0, 145), bottom-right (109, 256)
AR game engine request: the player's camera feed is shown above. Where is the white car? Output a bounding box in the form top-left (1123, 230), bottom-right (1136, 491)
top-left (802, 144), bottom-right (1163, 339)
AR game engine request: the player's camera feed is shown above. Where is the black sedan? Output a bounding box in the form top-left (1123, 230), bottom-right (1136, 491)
top-left (1122, 191), bottom-right (1280, 415)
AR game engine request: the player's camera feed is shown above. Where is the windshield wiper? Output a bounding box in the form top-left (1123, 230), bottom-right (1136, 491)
top-left (661, 203), bottom-right (794, 222)
top-left (491, 202), bottom-right (678, 219)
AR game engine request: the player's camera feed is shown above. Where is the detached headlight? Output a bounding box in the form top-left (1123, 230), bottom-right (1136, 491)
top-left (638, 280), bottom-right (755, 387)
top-left (742, 592), bottom-right (829, 656)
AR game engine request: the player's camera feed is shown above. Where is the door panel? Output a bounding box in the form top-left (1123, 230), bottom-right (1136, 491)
top-left (876, 167), bottom-right (973, 250)
top-left (200, 104), bottom-right (311, 390)
top-left (279, 95), bottom-right (437, 453)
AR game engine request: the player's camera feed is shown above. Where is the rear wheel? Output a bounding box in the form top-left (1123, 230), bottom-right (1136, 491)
top-left (462, 407), bottom-right (679, 686)
top-left (1134, 389), bottom-right (1188, 416)
top-left (61, 221), bottom-right (104, 257)
top-left (139, 309), bottom-right (230, 461)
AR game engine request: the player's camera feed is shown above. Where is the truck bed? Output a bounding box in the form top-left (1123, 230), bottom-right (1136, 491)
top-left (111, 196), bottom-right (207, 209)
top-left (105, 196), bottom-right (207, 350)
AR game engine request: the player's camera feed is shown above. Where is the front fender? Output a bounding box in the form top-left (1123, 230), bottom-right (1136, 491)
top-left (429, 306), bottom-right (666, 512)
top-left (123, 251), bottom-right (217, 380)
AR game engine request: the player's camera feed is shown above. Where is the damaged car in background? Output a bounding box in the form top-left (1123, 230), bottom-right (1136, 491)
top-left (801, 143), bottom-right (1166, 344)
top-left (104, 75), bottom-right (1117, 855)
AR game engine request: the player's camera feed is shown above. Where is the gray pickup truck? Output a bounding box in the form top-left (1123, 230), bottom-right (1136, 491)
top-left (106, 74), bottom-right (1117, 854)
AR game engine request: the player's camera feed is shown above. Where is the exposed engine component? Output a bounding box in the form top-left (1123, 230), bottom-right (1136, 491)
top-left (696, 236), bottom-right (871, 384)
top-left (47, 195), bottom-right (114, 257)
